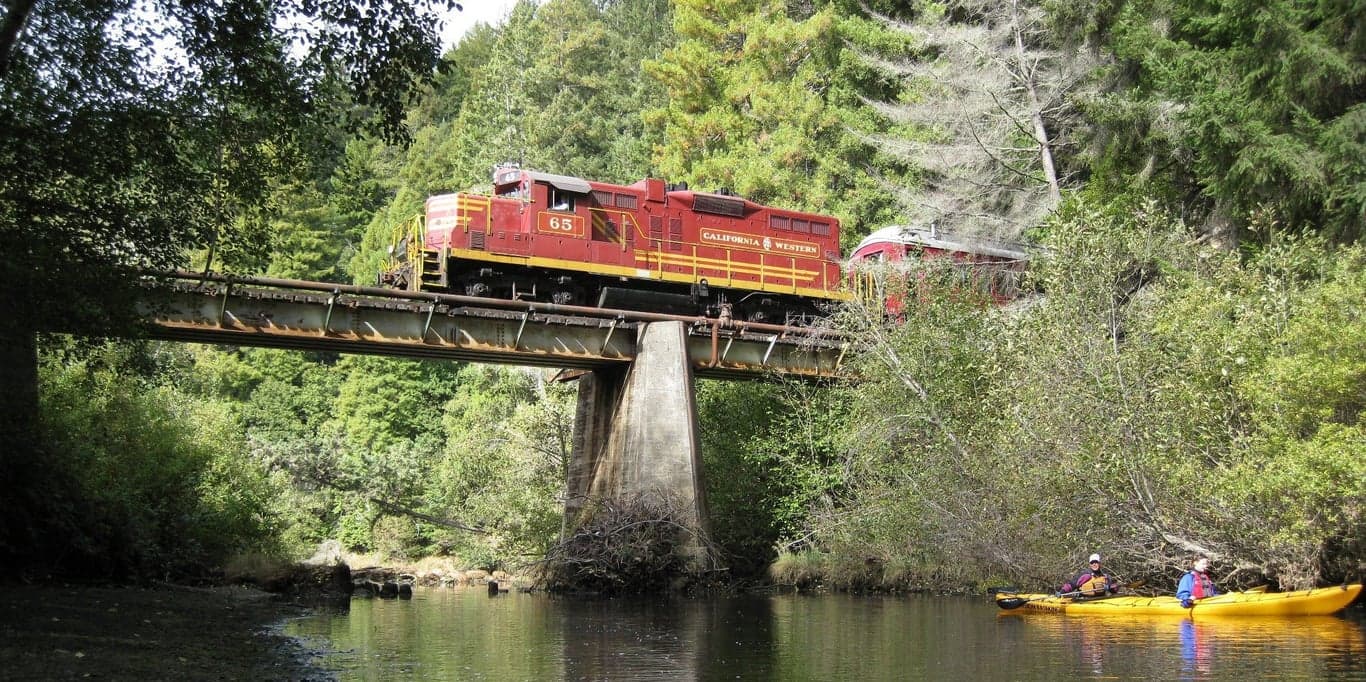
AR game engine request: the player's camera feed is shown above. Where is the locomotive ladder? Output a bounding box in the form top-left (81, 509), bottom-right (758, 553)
top-left (418, 247), bottom-right (448, 291)
top-left (410, 201), bottom-right (453, 292)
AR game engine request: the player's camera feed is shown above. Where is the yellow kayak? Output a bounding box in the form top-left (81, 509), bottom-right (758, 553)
top-left (995, 583), bottom-right (1362, 617)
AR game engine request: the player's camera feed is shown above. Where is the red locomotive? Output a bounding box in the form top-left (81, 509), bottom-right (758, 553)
top-left (845, 225), bottom-right (1029, 309)
top-left (382, 164), bottom-right (847, 324)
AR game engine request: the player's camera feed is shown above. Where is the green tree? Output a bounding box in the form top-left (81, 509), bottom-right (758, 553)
top-left (813, 257), bottom-right (1030, 589)
top-left (1, 0), bottom-right (458, 324)
top-left (431, 365), bottom-right (569, 566)
top-left (351, 0), bottom-right (675, 283)
top-left (697, 379), bottom-right (848, 580)
top-left (1081, 0), bottom-right (1366, 241)
top-left (519, 0), bottom-right (672, 181)
top-left (1139, 230), bottom-right (1366, 585)
top-left (818, 200), bottom-right (1364, 590)
top-left (234, 355), bottom-right (465, 556)
top-left (0, 0), bottom-right (460, 567)
top-left (644, 0), bottom-right (903, 243)
top-left (30, 342), bottom-right (283, 578)
top-left (326, 355), bottom-right (462, 451)
top-left (412, 24), bottom-right (501, 128)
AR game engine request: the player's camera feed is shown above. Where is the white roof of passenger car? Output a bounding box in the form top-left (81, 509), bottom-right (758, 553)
top-left (854, 225), bottom-right (1029, 260)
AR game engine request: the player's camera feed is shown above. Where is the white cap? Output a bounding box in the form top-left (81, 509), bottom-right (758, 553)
top-left (1089, 553), bottom-right (1101, 562)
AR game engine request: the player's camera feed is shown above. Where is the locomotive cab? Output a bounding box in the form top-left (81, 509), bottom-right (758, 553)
top-left (492, 165), bottom-right (529, 199)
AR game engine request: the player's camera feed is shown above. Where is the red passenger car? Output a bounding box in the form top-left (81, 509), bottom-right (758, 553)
top-left (384, 165), bottom-right (847, 324)
top-left (845, 225), bottom-right (1029, 310)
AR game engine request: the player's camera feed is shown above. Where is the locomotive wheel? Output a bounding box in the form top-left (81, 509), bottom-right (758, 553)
top-left (549, 275), bottom-right (580, 305)
top-left (740, 297), bottom-right (783, 324)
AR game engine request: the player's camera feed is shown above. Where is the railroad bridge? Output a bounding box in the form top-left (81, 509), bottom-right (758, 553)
top-left (137, 271), bottom-right (849, 567)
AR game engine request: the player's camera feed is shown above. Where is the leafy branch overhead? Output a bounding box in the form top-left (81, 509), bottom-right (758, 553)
top-left (0, 0), bottom-right (456, 332)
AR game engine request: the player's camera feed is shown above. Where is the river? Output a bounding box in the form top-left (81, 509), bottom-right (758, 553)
top-left (285, 589), bottom-right (1366, 680)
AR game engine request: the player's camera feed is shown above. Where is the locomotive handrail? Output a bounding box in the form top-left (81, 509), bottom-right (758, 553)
top-left (406, 214), bottom-right (425, 274)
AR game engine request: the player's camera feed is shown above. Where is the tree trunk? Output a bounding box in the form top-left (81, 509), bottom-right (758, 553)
top-left (0, 327), bottom-right (37, 455)
top-left (0, 0), bottom-right (37, 80)
top-left (1010, 0), bottom-right (1061, 207)
top-left (0, 321), bottom-right (39, 565)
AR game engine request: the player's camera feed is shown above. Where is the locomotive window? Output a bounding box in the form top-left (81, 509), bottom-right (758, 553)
top-left (550, 187), bottom-right (576, 211)
top-left (792, 218), bottom-right (810, 233)
top-left (615, 193), bottom-right (638, 209)
top-left (495, 183), bottom-right (527, 199)
top-left (770, 215), bottom-right (789, 231)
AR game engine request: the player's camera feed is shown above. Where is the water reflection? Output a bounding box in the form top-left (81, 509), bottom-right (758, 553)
top-left (555, 597), bottom-right (710, 680)
top-left (697, 597), bottom-right (776, 680)
top-left (287, 589), bottom-right (1366, 681)
top-left (1179, 619), bottom-right (1211, 676)
top-left (1002, 612), bottom-right (1366, 680)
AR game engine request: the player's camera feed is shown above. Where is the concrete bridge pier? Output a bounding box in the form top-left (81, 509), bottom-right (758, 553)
top-left (565, 320), bottom-right (716, 569)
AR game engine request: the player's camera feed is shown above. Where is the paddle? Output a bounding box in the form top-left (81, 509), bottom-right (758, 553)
top-left (996, 590), bottom-right (1087, 610)
top-left (995, 579), bottom-right (1146, 610)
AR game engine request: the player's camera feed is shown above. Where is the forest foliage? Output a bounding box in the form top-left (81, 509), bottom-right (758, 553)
top-left (2, 0), bottom-right (1362, 589)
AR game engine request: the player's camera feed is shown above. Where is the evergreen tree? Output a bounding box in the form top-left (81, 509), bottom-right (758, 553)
top-left (1081, 0), bottom-right (1366, 242)
top-left (352, 0), bottom-right (675, 282)
top-left (645, 0), bottom-right (904, 241)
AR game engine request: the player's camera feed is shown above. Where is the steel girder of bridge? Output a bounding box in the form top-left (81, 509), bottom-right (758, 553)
top-left (136, 272), bottom-right (849, 380)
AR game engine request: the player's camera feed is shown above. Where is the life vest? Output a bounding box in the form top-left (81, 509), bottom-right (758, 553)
top-left (1190, 571), bottom-right (1214, 599)
top-left (1079, 575), bottom-right (1110, 596)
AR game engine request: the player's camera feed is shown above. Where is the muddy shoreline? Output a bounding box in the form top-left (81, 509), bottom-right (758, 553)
top-left (0, 583), bottom-right (333, 681)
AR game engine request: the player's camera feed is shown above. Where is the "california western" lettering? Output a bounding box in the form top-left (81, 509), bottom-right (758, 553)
top-left (699, 228), bottom-right (819, 256)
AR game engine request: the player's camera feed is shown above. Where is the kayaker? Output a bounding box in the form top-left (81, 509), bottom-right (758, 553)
top-left (1177, 556), bottom-right (1219, 607)
top-left (1062, 553), bottom-right (1119, 597)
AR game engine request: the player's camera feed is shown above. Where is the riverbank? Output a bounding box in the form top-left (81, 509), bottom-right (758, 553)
top-left (0, 583), bottom-right (330, 681)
